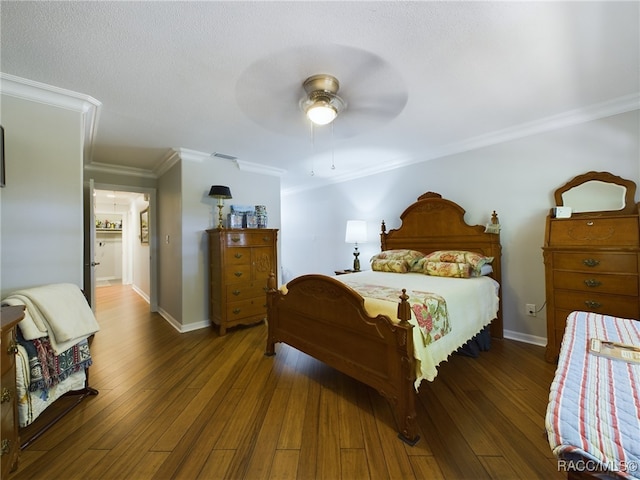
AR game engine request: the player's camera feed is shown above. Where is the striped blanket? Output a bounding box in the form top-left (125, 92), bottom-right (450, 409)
top-left (546, 311), bottom-right (640, 479)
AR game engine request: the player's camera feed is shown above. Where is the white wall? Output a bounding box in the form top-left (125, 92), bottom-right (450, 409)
top-left (95, 231), bottom-right (123, 281)
top-left (281, 110), bottom-right (640, 344)
top-left (158, 161), bottom-right (182, 323)
top-left (0, 94), bottom-right (85, 296)
top-left (158, 150), bottom-right (282, 331)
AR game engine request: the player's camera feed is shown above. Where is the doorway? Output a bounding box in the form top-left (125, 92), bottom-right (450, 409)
top-left (85, 182), bottom-right (158, 312)
top-left (94, 189), bottom-right (147, 290)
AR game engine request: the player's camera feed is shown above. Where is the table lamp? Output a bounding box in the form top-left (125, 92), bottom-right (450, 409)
top-left (345, 220), bottom-right (367, 271)
top-left (209, 185), bottom-right (232, 228)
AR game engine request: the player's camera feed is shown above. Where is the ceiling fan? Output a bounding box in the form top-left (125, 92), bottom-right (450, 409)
top-left (299, 74), bottom-right (345, 126)
top-left (235, 44), bottom-right (409, 139)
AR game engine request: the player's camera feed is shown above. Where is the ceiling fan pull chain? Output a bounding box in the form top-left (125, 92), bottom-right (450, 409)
top-left (310, 122), bottom-right (315, 176)
top-left (331, 122), bottom-right (335, 170)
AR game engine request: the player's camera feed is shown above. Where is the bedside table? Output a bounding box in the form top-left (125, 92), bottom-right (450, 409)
top-left (335, 269), bottom-right (359, 275)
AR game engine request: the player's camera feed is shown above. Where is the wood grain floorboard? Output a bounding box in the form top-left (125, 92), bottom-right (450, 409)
top-left (8, 284), bottom-right (565, 480)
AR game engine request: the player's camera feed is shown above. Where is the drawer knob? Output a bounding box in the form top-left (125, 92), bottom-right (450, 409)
top-left (234, 253), bottom-right (243, 259)
top-left (1, 388), bottom-right (12, 404)
top-left (234, 272), bottom-right (243, 277)
top-left (582, 258), bottom-right (600, 267)
top-left (233, 308), bottom-right (241, 315)
top-left (0, 439), bottom-right (10, 455)
top-left (584, 279), bottom-right (602, 288)
top-left (584, 300), bottom-right (602, 309)
top-left (232, 290), bottom-right (241, 296)
top-left (7, 341), bottom-right (18, 355)
top-left (586, 221), bottom-right (594, 226)
top-left (231, 236), bottom-right (241, 243)
top-left (263, 237), bottom-right (270, 242)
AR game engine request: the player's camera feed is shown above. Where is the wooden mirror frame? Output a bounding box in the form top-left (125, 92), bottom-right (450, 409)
top-left (554, 171), bottom-right (637, 216)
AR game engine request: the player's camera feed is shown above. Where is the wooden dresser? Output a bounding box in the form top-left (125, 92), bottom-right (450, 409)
top-left (1, 305), bottom-right (25, 477)
top-left (207, 228), bottom-right (278, 335)
top-left (543, 172), bottom-right (640, 362)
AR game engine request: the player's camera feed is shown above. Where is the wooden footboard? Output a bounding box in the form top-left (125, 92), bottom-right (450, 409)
top-left (265, 272), bottom-right (419, 445)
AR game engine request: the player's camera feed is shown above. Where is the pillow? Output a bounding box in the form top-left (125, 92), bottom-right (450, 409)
top-left (424, 261), bottom-right (471, 278)
top-left (424, 250), bottom-right (493, 274)
top-left (371, 258), bottom-right (410, 273)
top-left (474, 263), bottom-right (494, 277)
top-left (370, 249), bottom-right (425, 271)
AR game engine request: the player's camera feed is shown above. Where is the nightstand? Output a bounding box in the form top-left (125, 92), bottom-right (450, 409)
top-left (335, 269), bottom-right (359, 275)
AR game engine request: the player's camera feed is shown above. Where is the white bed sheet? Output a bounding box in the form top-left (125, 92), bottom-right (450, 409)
top-left (335, 271), bottom-right (500, 388)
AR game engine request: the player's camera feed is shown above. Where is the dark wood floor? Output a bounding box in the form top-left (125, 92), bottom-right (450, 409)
top-left (9, 284), bottom-right (564, 479)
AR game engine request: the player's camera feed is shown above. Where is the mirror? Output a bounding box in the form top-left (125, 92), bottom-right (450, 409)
top-left (554, 171), bottom-right (637, 216)
top-left (562, 180), bottom-right (627, 213)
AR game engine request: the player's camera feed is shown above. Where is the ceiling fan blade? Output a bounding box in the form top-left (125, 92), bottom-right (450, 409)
top-left (235, 43), bottom-right (408, 139)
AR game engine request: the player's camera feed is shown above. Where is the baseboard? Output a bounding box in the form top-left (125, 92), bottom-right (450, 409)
top-left (157, 307), bottom-right (211, 333)
top-left (132, 285), bottom-right (150, 304)
top-left (503, 329), bottom-right (547, 347)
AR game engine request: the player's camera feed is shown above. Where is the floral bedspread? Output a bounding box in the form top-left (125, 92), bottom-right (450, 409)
top-left (340, 280), bottom-right (451, 346)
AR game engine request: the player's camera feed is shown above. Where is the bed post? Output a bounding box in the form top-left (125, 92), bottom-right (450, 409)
top-left (265, 272), bottom-right (278, 357)
top-left (380, 220), bottom-right (387, 251)
top-left (395, 289), bottom-right (419, 445)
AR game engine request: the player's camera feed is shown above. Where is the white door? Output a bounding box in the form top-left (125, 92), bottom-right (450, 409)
top-left (89, 178), bottom-right (98, 310)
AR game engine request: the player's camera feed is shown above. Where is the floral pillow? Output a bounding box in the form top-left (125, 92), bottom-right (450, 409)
top-left (424, 250), bottom-right (493, 275)
top-left (370, 249), bottom-right (425, 272)
top-left (424, 261), bottom-right (471, 278)
top-left (371, 258), bottom-right (410, 273)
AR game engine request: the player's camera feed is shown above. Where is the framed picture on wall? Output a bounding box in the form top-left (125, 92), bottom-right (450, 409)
top-left (1, 125), bottom-right (5, 188)
top-left (140, 207), bottom-right (149, 244)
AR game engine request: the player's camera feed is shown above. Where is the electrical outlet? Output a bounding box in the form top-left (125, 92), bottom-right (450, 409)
top-left (526, 304), bottom-right (536, 317)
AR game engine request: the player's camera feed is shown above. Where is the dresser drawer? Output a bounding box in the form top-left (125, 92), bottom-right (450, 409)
top-left (224, 264), bottom-right (252, 284)
top-left (548, 216), bottom-right (639, 246)
top-left (1, 329), bottom-right (16, 376)
top-left (555, 291), bottom-right (640, 319)
top-left (226, 282), bottom-right (266, 302)
top-left (226, 297), bottom-right (267, 320)
top-left (224, 247), bottom-right (250, 265)
top-left (553, 271), bottom-right (638, 296)
top-left (552, 252), bottom-right (637, 273)
top-left (224, 230), bottom-right (276, 247)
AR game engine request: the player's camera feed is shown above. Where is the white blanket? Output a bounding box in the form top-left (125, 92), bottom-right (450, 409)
top-left (3, 283), bottom-right (100, 355)
top-left (334, 271), bottom-right (500, 388)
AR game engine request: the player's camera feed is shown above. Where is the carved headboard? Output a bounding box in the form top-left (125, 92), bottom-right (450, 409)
top-left (380, 192), bottom-right (503, 337)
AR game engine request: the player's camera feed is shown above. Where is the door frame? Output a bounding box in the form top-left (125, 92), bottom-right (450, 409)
top-left (84, 181), bottom-right (158, 311)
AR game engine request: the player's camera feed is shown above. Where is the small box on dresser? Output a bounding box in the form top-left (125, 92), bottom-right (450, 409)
top-left (543, 172), bottom-right (640, 362)
top-left (1, 305), bottom-right (25, 478)
top-left (207, 228), bottom-right (278, 336)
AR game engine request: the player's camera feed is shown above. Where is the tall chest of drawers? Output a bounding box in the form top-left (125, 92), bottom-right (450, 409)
top-left (543, 208), bottom-right (640, 362)
top-left (207, 228), bottom-right (278, 335)
top-left (1, 305), bottom-right (25, 477)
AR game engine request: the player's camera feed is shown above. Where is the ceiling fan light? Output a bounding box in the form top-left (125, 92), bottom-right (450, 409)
top-left (306, 101), bottom-right (337, 125)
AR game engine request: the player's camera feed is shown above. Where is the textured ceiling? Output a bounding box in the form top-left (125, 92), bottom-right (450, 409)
top-left (1, 1), bottom-right (638, 192)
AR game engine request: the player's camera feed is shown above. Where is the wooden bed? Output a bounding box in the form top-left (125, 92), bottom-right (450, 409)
top-left (265, 192), bottom-right (503, 445)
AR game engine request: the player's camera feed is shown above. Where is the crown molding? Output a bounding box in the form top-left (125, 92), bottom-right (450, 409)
top-left (235, 159), bottom-right (286, 177)
top-left (176, 149), bottom-right (286, 177)
top-left (154, 149), bottom-right (181, 177)
top-left (283, 92), bottom-right (640, 196)
top-left (175, 148), bottom-right (212, 162)
top-left (1, 72), bottom-right (102, 164)
top-left (84, 161), bottom-right (157, 179)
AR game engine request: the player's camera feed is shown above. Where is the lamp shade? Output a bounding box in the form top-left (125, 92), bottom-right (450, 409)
top-left (208, 185), bottom-right (232, 199)
top-left (345, 220), bottom-right (367, 243)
